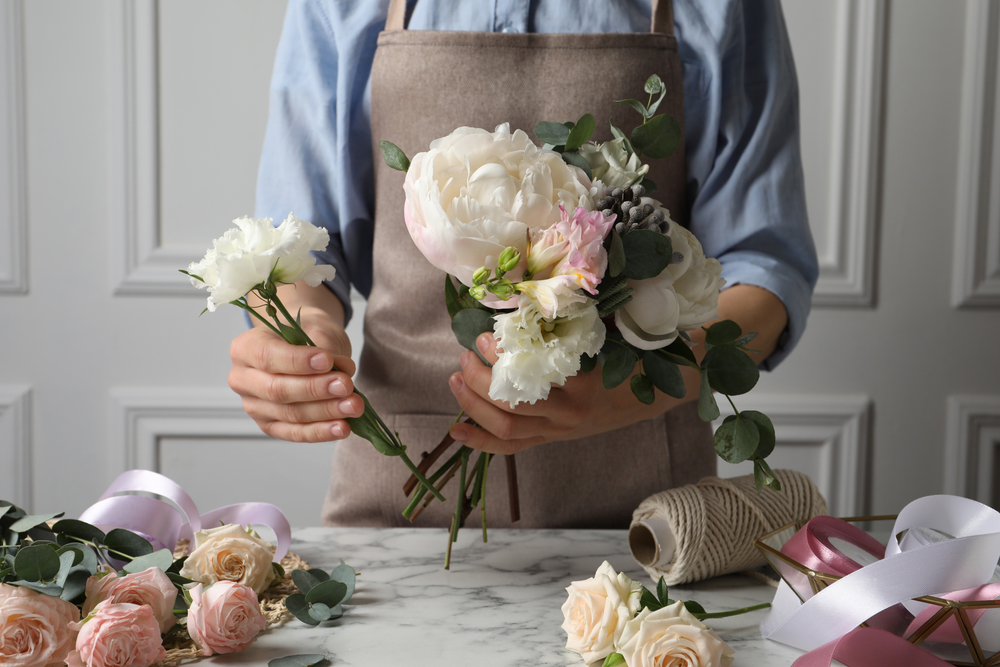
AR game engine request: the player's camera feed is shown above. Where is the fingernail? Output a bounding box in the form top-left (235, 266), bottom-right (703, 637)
top-left (451, 426), bottom-right (469, 442)
top-left (331, 423), bottom-right (347, 438)
top-left (329, 379), bottom-right (348, 397)
top-left (476, 334), bottom-right (491, 352)
top-left (311, 354), bottom-right (330, 371)
top-left (338, 398), bottom-right (361, 418)
top-left (460, 351), bottom-right (471, 369)
top-left (449, 374), bottom-right (464, 392)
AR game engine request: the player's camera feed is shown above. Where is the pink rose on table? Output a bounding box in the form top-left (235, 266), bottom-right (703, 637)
top-left (185, 582), bottom-right (266, 656)
top-left (81, 569), bottom-right (177, 633)
top-left (0, 582), bottom-right (80, 667)
top-left (66, 602), bottom-right (166, 667)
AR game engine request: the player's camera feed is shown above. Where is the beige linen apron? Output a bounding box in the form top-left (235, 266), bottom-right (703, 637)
top-left (321, 0), bottom-right (715, 529)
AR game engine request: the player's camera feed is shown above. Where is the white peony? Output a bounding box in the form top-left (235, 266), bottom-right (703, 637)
top-left (579, 139), bottom-right (649, 190)
top-left (489, 294), bottom-right (605, 406)
top-left (560, 561), bottom-right (643, 665)
top-left (618, 602), bottom-right (735, 667)
top-left (187, 213), bottom-right (336, 312)
top-left (615, 203), bottom-right (725, 350)
top-left (403, 124), bottom-right (595, 303)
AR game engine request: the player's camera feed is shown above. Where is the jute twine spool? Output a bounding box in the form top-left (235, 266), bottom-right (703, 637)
top-left (629, 469), bottom-right (827, 585)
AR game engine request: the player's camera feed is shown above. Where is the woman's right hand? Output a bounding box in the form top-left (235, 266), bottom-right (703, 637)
top-left (227, 305), bottom-right (363, 443)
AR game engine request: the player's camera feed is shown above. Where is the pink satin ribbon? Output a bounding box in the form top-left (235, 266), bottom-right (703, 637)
top-left (78, 470), bottom-right (290, 561)
top-left (791, 628), bottom-right (952, 667)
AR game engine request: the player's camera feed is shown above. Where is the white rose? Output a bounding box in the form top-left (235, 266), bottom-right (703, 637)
top-left (179, 524), bottom-right (277, 595)
top-left (615, 203), bottom-right (725, 350)
top-left (579, 139), bottom-right (649, 190)
top-left (618, 602), bottom-right (735, 667)
top-left (187, 213), bottom-right (336, 312)
top-left (560, 561), bottom-right (643, 665)
top-left (403, 124), bottom-right (594, 297)
top-left (490, 294), bottom-right (605, 406)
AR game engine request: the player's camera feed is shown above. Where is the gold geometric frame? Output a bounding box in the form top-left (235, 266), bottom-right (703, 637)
top-left (753, 517), bottom-right (1000, 667)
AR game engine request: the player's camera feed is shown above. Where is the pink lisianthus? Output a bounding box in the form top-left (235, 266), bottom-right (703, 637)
top-left (185, 582), bottom-right (266, 656)
top-left (81, 569), bottom-right (178, 634)
top-left (526, 206), bottom-right (614, 295)
top-left (0, 583), bottom-right (80, 667)
top-left (66, 602), bottom-right (166, 667)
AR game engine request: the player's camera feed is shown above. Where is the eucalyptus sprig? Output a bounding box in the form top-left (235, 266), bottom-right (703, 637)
top-left (284, 561), bottom-right (356, 625)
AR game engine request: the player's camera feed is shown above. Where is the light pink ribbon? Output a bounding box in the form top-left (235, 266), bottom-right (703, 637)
top-left (78, 470), bottom-right (290, 561)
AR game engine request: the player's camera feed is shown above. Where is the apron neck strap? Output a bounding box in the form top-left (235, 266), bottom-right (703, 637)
top-left (386, 0), bottom-right (407, 30)
top-left (651, 0), bottom-right (675, 37)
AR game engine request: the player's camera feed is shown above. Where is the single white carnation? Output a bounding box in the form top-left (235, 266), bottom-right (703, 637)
top-left (615, 203), bottom-right (725, 350)
top-left (489, 295), bottom-right (605, 406)
top-left (560, 561), bottom-right (643, 665)
top-left (187, 214), bottom-right (336, 312)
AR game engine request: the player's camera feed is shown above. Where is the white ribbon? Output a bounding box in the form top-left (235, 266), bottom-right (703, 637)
top-left (761, 495), bottom-right (1000, 652)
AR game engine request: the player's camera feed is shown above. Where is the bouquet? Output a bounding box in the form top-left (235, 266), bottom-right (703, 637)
top-left (381, 75), bottom-right (780, 564)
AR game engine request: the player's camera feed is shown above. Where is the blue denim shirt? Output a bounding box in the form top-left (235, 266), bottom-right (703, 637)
top-left (255, 0), bottom-right (818, 369)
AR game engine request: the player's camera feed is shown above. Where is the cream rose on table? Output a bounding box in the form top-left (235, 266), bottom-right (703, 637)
top-left (185, 582), bottom-right (266, 656)
top-left (618, 602), bottom-right (735, 667)
top-left (0, 583), bottom-right (80, 667)
top-left (179, 524), bottom-right (277, 594)
top-left (560, 561), bottom-right (643, 665)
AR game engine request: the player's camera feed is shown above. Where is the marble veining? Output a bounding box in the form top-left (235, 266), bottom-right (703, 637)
top-left (209, 527), bottom-right (807, 667)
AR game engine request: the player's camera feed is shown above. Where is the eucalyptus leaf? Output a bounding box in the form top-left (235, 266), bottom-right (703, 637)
top-left (631, 114), bottom-right (681, 159)
top-left (291, 568), bottom-right (323, 594)
top-left (51, 520), bottom-right (105, 545)
top-left (642, 350), bottom-right (686, 399)
top-left (269, 655), bottom-right (327, 667)
top-left (644, 73), bottom-right (665, 95)
top-left (304, 580), bottom-right (348, 609)
top-left (379, 140), bottom-right (410, 172)
top-left (756, 457), bottom-right (782, 491)
top-left (122, 549), bottom-right (173, 574)
top-left (104, 529), bottom-right (153, 559)
top-left (608, 230), bottom-right (626, 278)
top-left (560, 150), bottom-right (592, 180)
top-left (565, 114), bottom-right (595, 152)
top-left (307, 568), bottom-right (330, 582)
top-left (7, 580), bottom-right (62, 596)
top-left (9, 513), bottom-right (63, 534)
top-left (327, 604), bottom-right (344, 620)
top-left (639, 177), bottom-right (657, 195)
top-left (698, 369), bottom-right (720, 421)
top-left (602, 345), bottom-right (638, 390)
top-left (60, 568), bottom-right (90, 603)
top-left (660, 338), bottom-right (699, 369)
top-left (615, 98), bottom-right (650, 119)
top-left (53, 551), bottom-right (76, 587)
top-left (705, 320), bottom-right (743, 346)
top-left (533, 121), bottom-right (571, 146)
top-left (167, 555), bottom-right (187, 575)
top-left (14, 544), bottom-right (61, 582)
top-left (741, 410), bottom-right (776, 459)
top-left (166, 572), bottom-right (196, 587)
top-left (328, 562), bottom-right (356, 602)
top-left (735, 332), bottom-right (758, 348)
top-left (451, 308), bottom-right (495, 354)
top-left (714, 414), bottom-right (760, 464)
top-left (630, 374), bottom-right (655, 404)
top-left (703, 345), bottom-right (759, 396)
top-left (445, 275), bottom-right (462, 319)
top-left (307, 602), bottom-right (332, 622)
top-left (285, 593), bottom-right (318, 626)
top-left (621, 229), bottom-right (672, 280)
top-left (579, 353), bottom-right (598, 374)
top-left (55, 545), bottom-right (85, 568)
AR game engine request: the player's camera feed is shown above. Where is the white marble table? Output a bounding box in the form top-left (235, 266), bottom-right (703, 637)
top-left (213, 527), bottom-right (806, 667)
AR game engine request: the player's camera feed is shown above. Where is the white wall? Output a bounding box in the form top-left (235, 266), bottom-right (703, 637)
top-left (2, 0), bottom-right (998, 525)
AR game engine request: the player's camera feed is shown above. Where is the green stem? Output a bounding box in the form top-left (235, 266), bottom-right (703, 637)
top-left (233, 299), bottom-right (284, 339)
top-left (399, 451), bottom-right (446, 503)
top-left (270, 294), bottom-right (318, 347)
top-left (694, 602), bottom-right (771, 620)
top-left (724, 394), bottom-right (739, 414)
top-left (402, 447), bottom-right (466, 518)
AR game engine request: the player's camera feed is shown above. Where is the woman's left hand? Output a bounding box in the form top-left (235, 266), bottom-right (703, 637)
top-left (447, 333), bottom-right (699, 455)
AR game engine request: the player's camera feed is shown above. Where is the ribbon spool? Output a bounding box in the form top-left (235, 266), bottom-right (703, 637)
top-left (628, 469), bottom-right (827, 585)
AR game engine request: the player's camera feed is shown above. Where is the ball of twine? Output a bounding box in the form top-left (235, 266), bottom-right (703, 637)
top-left (629, 469), bottom-right (827, 585)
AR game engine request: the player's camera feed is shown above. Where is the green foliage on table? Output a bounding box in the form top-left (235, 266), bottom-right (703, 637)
top-left (268, 655), bottom-right (328, 667)
top-left (286, 561), bottom-right (356, 626)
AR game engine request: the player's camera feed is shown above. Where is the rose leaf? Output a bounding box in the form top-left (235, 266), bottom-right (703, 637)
top-left (704, 320), bottom-right (743, 346)
top-left (640, 586), bottom-right (663, 612)
top-left (122, 549), bottom-right (173, 574)
top-left (379, 140), bottom-right (410, 172)
top-left (565, 114), bottom-right (595, 152)
top-left (104, 529), bottom-right (153, 559)
top-left (533, 121), bottom-right (571, 146)
top-left (642, 351), bottom-right (686, 399)
top-left (656, 576), bottom-right (670, 605)
top-left (684, 600), bottom-right (707, 615)
top-left (621, 229), bottom-right (672, 280)
top-left (602, 345), bottom-right (638, 390)
top-left (630, 374), bottom-right (655, 405)
top-left (268, 655), bottom-right (328, 667)
top-left (714, 414), bottom-right (760, 464)
top-left (697, 369), bottom-right (720, 422)
top-left (703, 345), bottom-right (759, 396)
top-left (602, 653), bottom-right (627, 667)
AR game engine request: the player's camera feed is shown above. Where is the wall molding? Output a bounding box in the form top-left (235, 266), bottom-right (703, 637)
top-left (952, 0), bottom-right (1000, 307)
top-left (812, 0), bottom-right (886, 307)
top-left (108, 0), bottom-right (204, 296)
top-left (945, 395), bottom-right (1000, 504)
top-left (0, 386), bottom-right (32, 509)
top-left (110, 388), bottom-right (263, 474)
top-left (0, 0), bottom-right (27, 294)
top-left (715, 394), bottom-right (873, 516)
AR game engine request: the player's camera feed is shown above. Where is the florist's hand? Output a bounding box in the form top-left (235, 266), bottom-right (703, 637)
top-left (228, 313), bottom-right (361, 443)
top-left (448, 334), bottom-right (698, 455)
